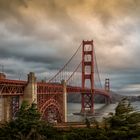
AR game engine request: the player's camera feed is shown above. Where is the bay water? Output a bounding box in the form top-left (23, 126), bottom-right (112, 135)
top-left (67, 101), bottom-right (140, 122)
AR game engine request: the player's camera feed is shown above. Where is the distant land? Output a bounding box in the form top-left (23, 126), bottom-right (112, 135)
top-left (67, 91), bottom-right (140, 103)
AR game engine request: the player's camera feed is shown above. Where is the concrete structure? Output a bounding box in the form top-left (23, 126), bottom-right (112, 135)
top-left (0, 72), bottom-right (71, 122)
top-left (0, 73), bottom-right (6, 79)
top-left (23, 72), bottom-right (37, 104)
top-left (0, 73), bottom-right (10, 121)
top-left (62, 80), bottom-right (67, 122)
top-left (0, 72), bottom-right (38, 121)
top-left (0, 95), bottom-right (12, 121)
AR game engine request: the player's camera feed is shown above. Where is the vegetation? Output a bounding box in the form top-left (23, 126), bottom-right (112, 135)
top-left (0, 99), bottom-right (140, 140)
top-left (0, 101), bottom-right (58, 140)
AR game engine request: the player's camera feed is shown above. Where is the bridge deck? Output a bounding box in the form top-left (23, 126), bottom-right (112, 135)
top-left (0, 79), bottom-right (110, 98)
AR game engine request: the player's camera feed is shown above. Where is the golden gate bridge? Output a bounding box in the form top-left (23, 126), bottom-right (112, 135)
top-left (0, 40), bottom-right (111, 123)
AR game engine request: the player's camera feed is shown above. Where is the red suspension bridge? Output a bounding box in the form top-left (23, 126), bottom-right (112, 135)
top-left (0, 40), bottom-right (111, 123)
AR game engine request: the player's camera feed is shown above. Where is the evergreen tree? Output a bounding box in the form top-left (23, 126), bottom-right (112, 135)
top-left (104, 98), bottom-right (140, 140)
top-left (0, 101), bottom-right (57, 140)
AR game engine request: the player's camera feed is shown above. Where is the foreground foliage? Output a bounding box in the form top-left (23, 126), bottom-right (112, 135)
top-left (0, 101), bottom-right (58, 140)
top-left (0, 99), bottom-right (140, 140)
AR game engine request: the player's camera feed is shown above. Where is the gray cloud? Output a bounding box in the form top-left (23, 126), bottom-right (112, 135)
top-left (0, 0), bottom-right (140, 94)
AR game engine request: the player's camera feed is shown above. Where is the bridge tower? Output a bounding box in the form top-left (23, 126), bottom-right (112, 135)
top-left (105, 78), bottom-right (110, 92)
top-left (81, 40), bottom-right (94, 114)
top-left (104, 78), bottom-right (111, 104)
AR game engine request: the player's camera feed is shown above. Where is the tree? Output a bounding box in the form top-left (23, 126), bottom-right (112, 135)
top-left (115, 98), bottom-right (133, 116)
top-left (104, 98), bottom-right (140, 140)
top-left (1, 99), bottom-right (140, 140)
top-left (0, 101), bottom-right (57, 140)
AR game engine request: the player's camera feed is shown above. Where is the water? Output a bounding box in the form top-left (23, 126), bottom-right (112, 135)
top-left (67, 101), bottom-right (140, 122)
top-left (132, 101), bottom-right (140, 111)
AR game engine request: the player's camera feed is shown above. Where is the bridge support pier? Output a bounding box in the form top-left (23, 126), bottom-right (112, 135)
top-left (62, 80), bottom-right (67, 122)
top-left (2, 96), bottom-right (12, 121)
top-left (23, 72), bottom-right (37, 105)
top-left (81, 93), bottom-right (94, 114)
top-left (0, 73), bottom-right (11, 121)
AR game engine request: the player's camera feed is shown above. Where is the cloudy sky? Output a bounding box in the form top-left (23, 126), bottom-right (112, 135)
top-left (0, 0), bottom-right (140, 95)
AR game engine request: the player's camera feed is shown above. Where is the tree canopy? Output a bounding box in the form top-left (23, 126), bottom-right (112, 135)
top-left (0, 101), bottom-right (58, 140)
top-left (0, 99), bottom-right (140, 140)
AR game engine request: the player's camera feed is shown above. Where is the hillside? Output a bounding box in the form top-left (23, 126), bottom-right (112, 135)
top-left (68, 91), bottom-right (140, 103)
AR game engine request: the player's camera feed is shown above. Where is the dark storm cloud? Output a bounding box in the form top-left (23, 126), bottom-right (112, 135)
top-left (0, 0), bottom-right (140, 93)
top-left (0, 36), bottom-right (66, 68)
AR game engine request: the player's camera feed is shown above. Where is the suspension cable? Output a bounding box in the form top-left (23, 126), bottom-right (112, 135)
top-left (94, 47), bottom-right (102, 88)
top-left (66, 61), bottom-right (82, 83)
top-left (48, 43), bottom-right (82, 82)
